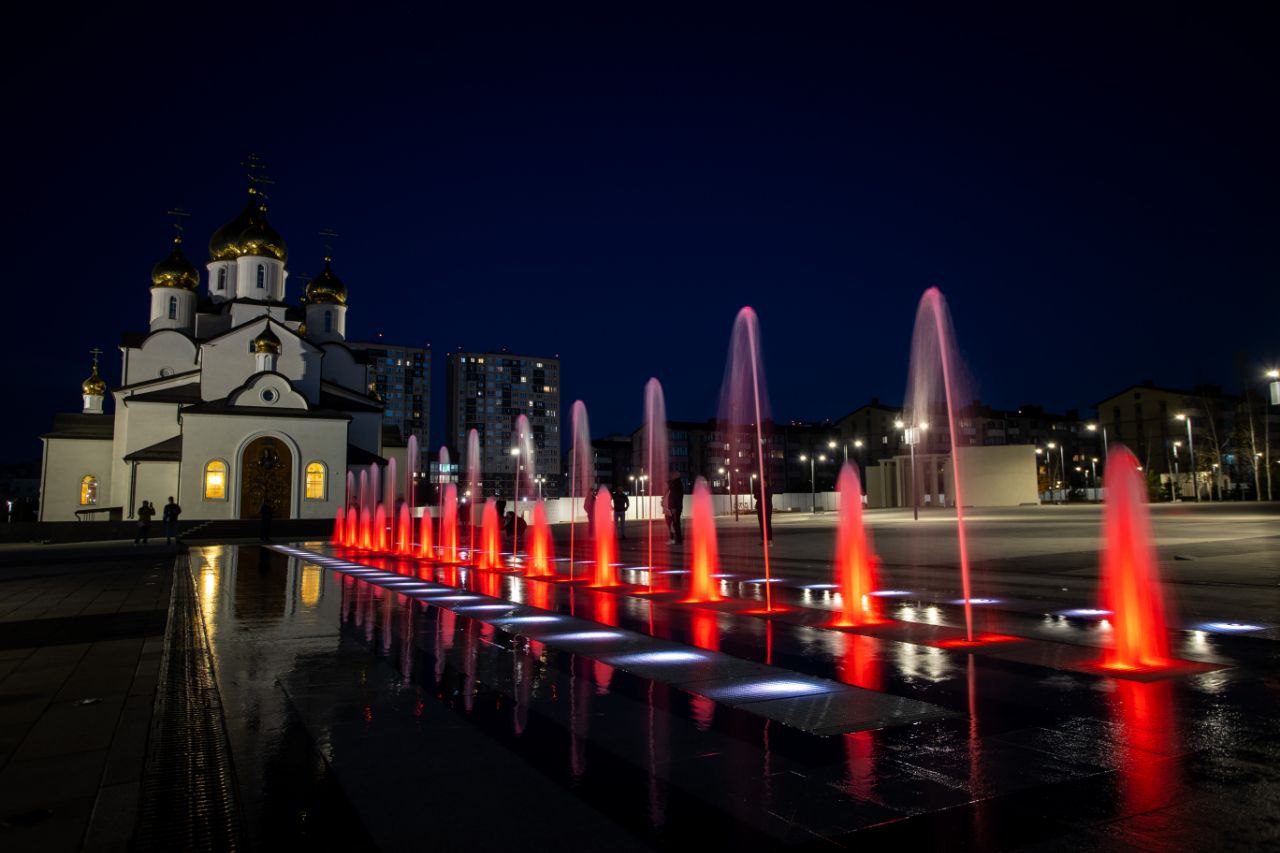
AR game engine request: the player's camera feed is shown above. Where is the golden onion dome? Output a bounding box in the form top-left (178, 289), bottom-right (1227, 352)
top-left (304, 257), bottom-right (348, 305)
top-left (209, 188), bottom-right (288, 262)
top-left (81, 364), bottom-right (107, 396)
top-left (151, 237), bottom-right (200, 290)
top-left (251, 324), bottom-right (283, 355)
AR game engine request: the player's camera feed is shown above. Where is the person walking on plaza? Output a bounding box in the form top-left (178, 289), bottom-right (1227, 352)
top-left (583, 484), bottom-right (596, 532)
top-left (134, 500), bottom-right (155, 545)
top-left (259, 500), bottom-right (273, 542)
top-left (162, 496), bottom-right (182, 545)
top-left (662, 473), bottom-right (684, 545)
top-left (611, 485), bottom-right (630, 541)
top-left (754, 477), bottom-right (774, 546)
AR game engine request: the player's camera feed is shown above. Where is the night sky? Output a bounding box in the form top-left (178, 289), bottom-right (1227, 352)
top-left (4, 4), bottom-right (1276, 462)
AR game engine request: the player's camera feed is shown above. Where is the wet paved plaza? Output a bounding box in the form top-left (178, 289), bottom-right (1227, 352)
top-left (190, 503), bottom-right (1279, 851)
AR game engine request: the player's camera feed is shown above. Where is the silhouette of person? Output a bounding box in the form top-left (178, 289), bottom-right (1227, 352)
top-left (162, 496), bottom-right (182, 545)
top-left (259, 500), bottom-right (273, 542)
top-left (134, 501), bottom-right (155, 545)
top-left (611, 485), bottom-right (630, 540)
top-left (663, 474), bottom-right (684, 544)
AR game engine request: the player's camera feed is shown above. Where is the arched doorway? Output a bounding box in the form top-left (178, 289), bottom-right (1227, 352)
top-left (240, 436), bottom-right (292, 520)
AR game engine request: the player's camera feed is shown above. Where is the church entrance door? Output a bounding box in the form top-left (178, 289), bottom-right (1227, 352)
top-left (240, 436), bottom-right (292, 520)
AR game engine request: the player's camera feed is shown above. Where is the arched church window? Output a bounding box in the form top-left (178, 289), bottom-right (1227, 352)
top-left (217, 268), bottom-right (226, 291)
top-left (168, 295), bottom-right (177, 320)
top-left (79, 475), bottom-right (98, 506)
top-left (324, 311), bottom-right (332, 333)
top-left (304, 462), bottom-right (326, 500)
top-left (204, 460), bottom-right (228, 500)
top-left (256, 264), bottom-right (265, 289)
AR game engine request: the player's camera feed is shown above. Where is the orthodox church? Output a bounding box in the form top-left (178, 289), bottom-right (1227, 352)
top-left (39, 184), bottom-right (395, 522)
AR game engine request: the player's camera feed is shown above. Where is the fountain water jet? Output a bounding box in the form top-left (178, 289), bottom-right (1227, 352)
top-left (418, 505), bottom-right (434, 559)
top-left (478, 499), bottom-right (503, 570)
top-left (527, 500), bottom-right (554, 577)
top-left (683, 478), bottom-right (722, 603)
top-left (718, 307), bottom-right (775, 609)
top-left (396, 504), bottom-right (412, 555)
top-left (833, 463), bottom-right (881, 626)
top-left (511, 414), bottom-right (536, 560)
top-left (440, 484), bottom-right (459, 562)
top-left (332, 509), bottom-right (345, 545)
top-left (385, 457), bottom-right (397, 511)
top-left (1099, 446), bottom-right (1171, 671)
top-left (904, 287), bottom-right (977, 640)
top-left (567, 401), bottom-right (594, 583)
top-left (359, 506), bottom-right (372, 549)
top-left (345, 506), bottom-right (358, 547)
top-left (591, 488), bottom-right (618, 587)
top-left (374, 504), bottom-right (388, 551)
top-left (406, 435), bottom-right (418, 509)
top-left (644, 379), bottom-right (669, 590)
top-left (466, 429), bottom-right (480, 559)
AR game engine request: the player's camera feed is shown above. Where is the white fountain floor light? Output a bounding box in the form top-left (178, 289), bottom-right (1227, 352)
top-left (269, 544), bottom-right (947, 737)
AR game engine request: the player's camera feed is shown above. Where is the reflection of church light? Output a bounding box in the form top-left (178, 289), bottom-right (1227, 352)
top-left (300, 565), bottom-right (321, 607)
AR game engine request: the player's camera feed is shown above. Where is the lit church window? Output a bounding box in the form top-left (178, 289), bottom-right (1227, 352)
top-left (204, 460), bottom-right (227, 499)
top-left (168, 295), bottom-right (178, 319)
top-left (305, 462), bottom-right (326, 499)
top-left (79, 475), bottom-right (98, 505)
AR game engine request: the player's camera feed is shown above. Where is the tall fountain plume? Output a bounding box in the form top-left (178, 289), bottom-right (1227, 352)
top-left (346, 471), bottom-right (355, 510)
top-left (1099, 446), bottom-right (1171, 671)
top-left (437, 446), bottom-right (450, 530)
top-left (440, 483), bottom-right (459, 562)
top-left (718, 307), bottom-right (775, 609)
top-left (527, 500), bottom-right (554, 577)
top-left (591, 487), bottom-right (618, 587)
top-left (397, 503), bottom-right (412, 555)
top-left (466, 429), bottom-right (481, 557)
top-left (478, 498), bottom-right (503, 570)
top-left (385, 457), bottom-right (398, 511)
top-left (406, 435), bottom-right (418, 509)
top-left (370, 463), bottom-right (381, 519)
top-left (359, 469), bottom-right (370, 518)
top-left (568, 401), bottom-right (594, 582)
top-left (359, 506), bottom-right (372, 549)
top-left (644, 378), bottom-right (670, 588)
top-left (833, 463), bottom-right (881, 626)
top-left (345, 505), bottom-right (358, 547)
top-left (418, 503), bottom-right (434, 559)
top-left (684, 478), bottom-right (722, 603)
top-left (511, 414), bottom-right (536, 559)
top-left (374, 503), bottom-right (388, 551)
top-left (904, 287), bottom-right (977, 641)
top-left (332, 509), bottom-right (345, 545)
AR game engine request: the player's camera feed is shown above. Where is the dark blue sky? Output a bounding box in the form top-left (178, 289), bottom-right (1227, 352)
top-left (4, 4), bottom-right (1276, 460)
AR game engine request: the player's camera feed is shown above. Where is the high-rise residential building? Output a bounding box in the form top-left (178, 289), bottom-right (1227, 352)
top-left (445, 350), bottom-right (561, 497)
top-left (352, 340), bottom-right (431, 471)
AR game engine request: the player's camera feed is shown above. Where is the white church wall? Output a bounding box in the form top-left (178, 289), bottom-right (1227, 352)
top-left (229, 374), bottom-right (308, 409)
top-left (319, 343), bottom-right (365, 389)
top-left (124, 331), bottom-right (199, 385)
top-left (40, 438), bottom-right (113, 521)
top-left (178, 414), bottom-right (349, 520)
top-left (133, 462), bottom-right (179, 515)
top-left (200, 321), bottom-right (321, 402)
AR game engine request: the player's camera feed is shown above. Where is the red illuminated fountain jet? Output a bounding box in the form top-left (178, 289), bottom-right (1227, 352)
top-left (1098, 446), bottom-right (1171, 672)
top-left (684, 478), bottom-right (722, 603)
top-left (832, 464), bottom-right (881, 626)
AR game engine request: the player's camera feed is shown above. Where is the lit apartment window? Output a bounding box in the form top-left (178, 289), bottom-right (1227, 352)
top-left (204, 460), bottom-right (228, 499)
top-left (305, 462), bottom-right (326, 500)
top-left (79, 475), bottom-right (98, 505)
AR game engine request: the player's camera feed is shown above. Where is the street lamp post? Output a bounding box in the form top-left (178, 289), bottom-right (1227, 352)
top-left (1047, 441), bottom-right (1065, 502)
top-left (1090, 456), bottom-right (1098, 499)
top-left (1175, 414), bottom-right (1201, 502)
top-left (896, 419), bottom-right (927, 520)
top-left (1087, 422), bottom-right (1108, 457)
top-left (1171, 441), bottom-right (1182, 501)
top-left (798, 453), bottom-right (827, 513)
top-left (1265, 369), bottom-right (1278, 501)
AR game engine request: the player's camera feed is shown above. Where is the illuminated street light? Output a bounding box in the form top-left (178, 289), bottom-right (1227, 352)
top-left (1174, 414), bottom-right (1201, 502)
